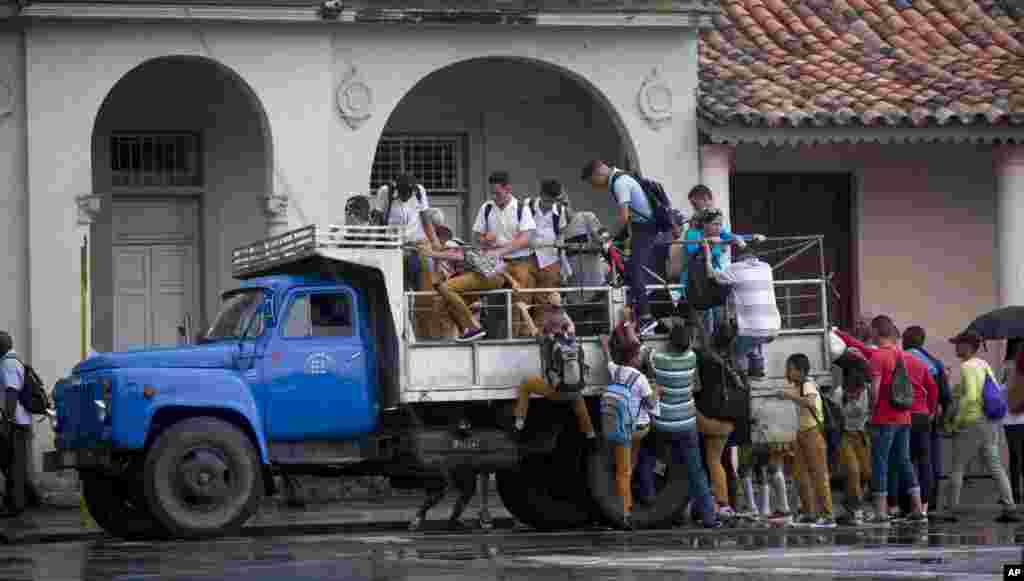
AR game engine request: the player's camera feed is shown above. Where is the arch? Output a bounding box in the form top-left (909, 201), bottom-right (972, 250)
top-left (91, 54), bottom-right (274, 202)
top-left (375, 54), bottom-right (640, 177)
top-left (89, 54), bottom-right (276, 353)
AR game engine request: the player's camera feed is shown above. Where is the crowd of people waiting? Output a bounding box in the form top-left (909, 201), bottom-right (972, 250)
top-left (364, 161), bottom-right (1024, 531)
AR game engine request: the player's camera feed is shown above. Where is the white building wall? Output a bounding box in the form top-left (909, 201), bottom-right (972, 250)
top-left (0, 24), bottom-right (28, 354)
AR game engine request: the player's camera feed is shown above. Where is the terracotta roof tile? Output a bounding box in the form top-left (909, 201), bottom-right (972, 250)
top-left (699, 0), bottom-right (1024, 127)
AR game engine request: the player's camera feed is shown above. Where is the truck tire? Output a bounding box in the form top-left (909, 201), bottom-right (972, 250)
top-left (587, 434), bottom-right (690, 529)
top-left (144, 417), bottom-right (263, 539)
top-left (496, 430), bottom-right (596, 530)
top-left (81, 471), bottom-right (167, 540)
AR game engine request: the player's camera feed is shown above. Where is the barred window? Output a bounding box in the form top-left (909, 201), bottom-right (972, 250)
top-left (370, 135), bottom-right (465, 193)
top-left (110, 133), bottom-right (202, 188)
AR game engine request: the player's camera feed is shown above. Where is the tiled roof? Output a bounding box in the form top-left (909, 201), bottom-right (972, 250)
top-left (699, 0), bottom-right (1024, 128)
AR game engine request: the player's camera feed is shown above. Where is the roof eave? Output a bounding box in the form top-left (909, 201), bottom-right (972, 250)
top-left (698, 118), bottom-right (1024, 146)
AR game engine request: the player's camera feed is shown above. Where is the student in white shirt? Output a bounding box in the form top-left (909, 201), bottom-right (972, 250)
top-left (374, 174), bottom-right (441, 292)
top-left (472, 171), bottom-right (538, 337)
top-left (524, 180), bottom-right (570, 329)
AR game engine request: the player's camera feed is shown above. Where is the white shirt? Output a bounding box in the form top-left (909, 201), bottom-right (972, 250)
top-left (374, 183), bottom-right (430, 242)
top-left (529, 200), bottom-right (569, 270)
top-left (472, 197), bottom-right (537, 260)
top-left (1, 352), bottom-right (30, 426)
top-left (607, 361), bottom-right (658, 427)
top-left (710, 256), bottom-right (781, 338)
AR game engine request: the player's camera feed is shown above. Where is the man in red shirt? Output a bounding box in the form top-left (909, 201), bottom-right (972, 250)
top-left (863, 316), bottom-right (927, 524)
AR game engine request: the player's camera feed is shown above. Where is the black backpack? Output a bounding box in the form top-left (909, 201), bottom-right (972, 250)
top-left (686, 247), bottom-right (730, 310)
top-left (2, 355), bottom-right (51, 416)
top-left (888, 352), bottom-right (914, 411)
top-left (695, 349), bottom-right (750, 422)
top-left (608, 171), bottom-right (674, 233)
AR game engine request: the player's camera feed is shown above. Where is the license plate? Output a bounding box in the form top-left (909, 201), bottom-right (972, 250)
top-left (451, 438), bottom-right (481, 451)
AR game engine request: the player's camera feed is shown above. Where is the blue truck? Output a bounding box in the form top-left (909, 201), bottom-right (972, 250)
top-left (44, 224), bottom-right (831, 539)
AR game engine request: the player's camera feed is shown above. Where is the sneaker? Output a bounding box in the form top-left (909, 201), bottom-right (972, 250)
top-left (456, 328), bottom-right (487, 343)
top-left (865, 514), bottom-right (891, 527)
top-left (717, 504), bottom-right (736, 518)
top-left (638, 318), bottom-right (659, 337)
top-left (408, 515), bottom-right (425, 532)
top-left (703, 519), bottom-right (724, 529)
top-left (794, 514), bottom-right (817, 526)
top-left (813, 516), bottom-right (837, 528)
top-left (904, 512), bottom-right (927, 524)
top-left (621, 515), bottom-right (636, 531)
top-left (768, 511), bottom-right (792, 520)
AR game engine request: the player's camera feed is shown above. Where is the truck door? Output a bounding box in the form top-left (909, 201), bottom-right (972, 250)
top-left (262, 288), bottom-right (375, 440)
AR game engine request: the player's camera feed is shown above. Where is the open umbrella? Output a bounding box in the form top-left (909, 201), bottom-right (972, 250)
top-left (965, 305), bottom-right (1024, 340)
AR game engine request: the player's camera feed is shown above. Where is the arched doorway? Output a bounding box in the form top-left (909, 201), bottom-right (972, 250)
top-left (90, 56), bottom-right (273, 352)
top-left (369, 56), bottom-right (637, 241)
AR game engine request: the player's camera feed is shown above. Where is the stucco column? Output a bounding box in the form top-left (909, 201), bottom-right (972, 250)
top-left (699, 144), bottom-right (734, 229)
top-left (996, 145), bottom-right (1024, 307)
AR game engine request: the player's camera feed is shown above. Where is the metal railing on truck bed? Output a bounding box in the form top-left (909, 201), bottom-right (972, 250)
top-left (231, 225), bottom-right (835, 405)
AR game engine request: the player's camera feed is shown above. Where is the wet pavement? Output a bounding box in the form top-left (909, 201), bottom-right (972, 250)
top-left (0, 519), bottom-right (1020, 580)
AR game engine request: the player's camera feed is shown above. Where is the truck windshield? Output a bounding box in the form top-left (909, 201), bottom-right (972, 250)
top-left (204, 290), bottom-right (266, 342)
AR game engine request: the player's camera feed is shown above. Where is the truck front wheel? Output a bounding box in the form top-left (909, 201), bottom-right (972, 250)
top-left (144, 417), bottom-right (263, 539)
top-left (81, 471), bottom-right (167, 540)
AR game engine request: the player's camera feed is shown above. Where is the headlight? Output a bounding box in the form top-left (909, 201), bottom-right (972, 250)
top-left (93, 400), bottom-right (107, 423)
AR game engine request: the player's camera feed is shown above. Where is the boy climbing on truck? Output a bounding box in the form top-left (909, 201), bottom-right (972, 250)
top-left (598, 330), bottom-right (660, 530)
top-left (513, 295), bottom-right (597, 444)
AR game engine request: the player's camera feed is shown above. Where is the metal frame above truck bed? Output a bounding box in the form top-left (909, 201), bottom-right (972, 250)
top-left (232, 225), bottom-right (834, 405)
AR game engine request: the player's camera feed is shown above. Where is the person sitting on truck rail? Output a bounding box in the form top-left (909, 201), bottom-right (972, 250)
top-left (513, 295), bottom-right (597, 443)
top-left (473, 171), bottom-right (538, 338)
top-left (422, 239), bottom-right (520, 343)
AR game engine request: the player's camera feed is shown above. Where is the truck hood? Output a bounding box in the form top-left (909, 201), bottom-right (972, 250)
top-left (73, 344), bottom-right (236, 374)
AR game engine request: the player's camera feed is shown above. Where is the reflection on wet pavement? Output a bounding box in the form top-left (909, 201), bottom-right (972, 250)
top-left (1, 522), bottom-right (1021, 581)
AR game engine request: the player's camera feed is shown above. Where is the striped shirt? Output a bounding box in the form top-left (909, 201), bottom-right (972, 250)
top-left (710, 257), bottom-right (781, 338)
top-left (652, 349), bottom-right (698, 433)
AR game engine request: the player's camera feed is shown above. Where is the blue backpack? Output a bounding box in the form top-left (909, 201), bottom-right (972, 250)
top-left (601, 367), bottom-right (642, 444)
top-left (609, 171), bottom-right (675, 233)
top-left (982, 370), bottom-right (1008, 421)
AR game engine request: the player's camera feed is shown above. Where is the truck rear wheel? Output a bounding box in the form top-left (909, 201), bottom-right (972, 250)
top-left (81, 471), bottom-right (167, 540)
top-left (144, 417), bottom-right (263, 539)
top-left (496, 429), bottom-right (596, 530)
top-left (587, 433), bottom-right (690, 529)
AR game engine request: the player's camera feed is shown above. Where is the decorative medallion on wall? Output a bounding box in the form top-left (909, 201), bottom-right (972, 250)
top-left (75, 193), bottom-right (103, 227)
top-left (336, 66), bottom-right (373, 130)
top-left (637, 67), bottom-right (673, 130)
top-left (0, 80), bottom-right (13, 119)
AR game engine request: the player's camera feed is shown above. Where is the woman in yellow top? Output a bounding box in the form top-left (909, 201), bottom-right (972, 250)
top-left (778, 353), bottom-right (835, 527)
top-left (941, 331), bottom-right (1017, 521)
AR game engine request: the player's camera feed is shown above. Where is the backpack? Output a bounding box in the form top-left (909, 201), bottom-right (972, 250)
top-left (685, 247), bottom-right (730, 310)
top-left (523, 198), bottom-right (562, 238)
top-left (542, 335), bottom-right (586, 394)
top-left (888, 352), bottom-right (914, 411)
top-left (982, 370), bottom-right (1008, 421)
top-left (608, 171), bottom-right (674, 233)
top-left (1, 354), bottom-right (51, 416)
top-left (601, 366), bottom-right (642, 444)
top-left (696, 349), bottom-right (750, 422)
top-left (381, 183), bottom-right (424, 226)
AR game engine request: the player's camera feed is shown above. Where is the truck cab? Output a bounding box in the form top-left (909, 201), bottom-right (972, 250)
top-left (46, 224), bottom-right (833, 539)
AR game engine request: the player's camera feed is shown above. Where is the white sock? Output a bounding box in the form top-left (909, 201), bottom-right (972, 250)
top-left (760, 483), bottom-right (772, 515)
top-left (515, 418), bottom-right (524, 431)
top-left (741, 477), bottom-right (758, 514)
top-left (771, 471), bottom-right (790, 514)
